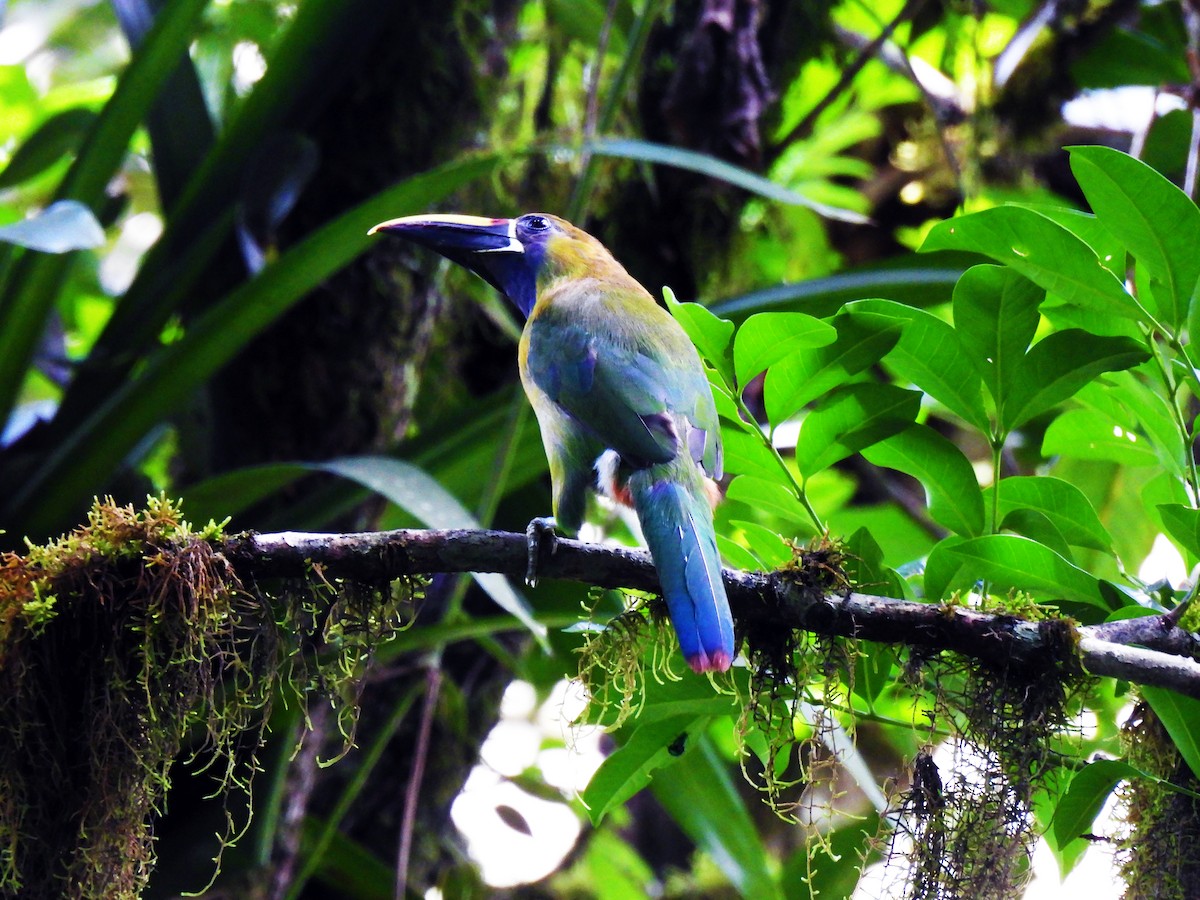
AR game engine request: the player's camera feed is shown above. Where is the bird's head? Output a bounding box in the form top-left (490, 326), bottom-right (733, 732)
top-left (369, 212), bottom-right (623, 317)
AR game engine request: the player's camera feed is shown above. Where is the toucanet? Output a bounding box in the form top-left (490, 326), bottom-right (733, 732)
top-left (370, 213), bottom-right (735, 672)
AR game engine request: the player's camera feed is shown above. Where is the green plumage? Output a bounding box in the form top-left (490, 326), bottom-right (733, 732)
top-left (371, 211), bottom-right (735, 672)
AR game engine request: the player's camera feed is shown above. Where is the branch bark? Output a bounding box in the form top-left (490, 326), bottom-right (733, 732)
top-left (224, 527), bottom-right (1200, 699)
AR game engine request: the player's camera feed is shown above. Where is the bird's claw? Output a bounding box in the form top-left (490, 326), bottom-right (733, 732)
top-left (526, 516), bottom-right (558, 587)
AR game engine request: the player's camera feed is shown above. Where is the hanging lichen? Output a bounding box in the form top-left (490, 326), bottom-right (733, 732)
top-left (0, 496), bottom-right (263, 899)
top-left (1117, 701), bottom-right (1200, 900)
top-left (575, 588), bottom-right (676, 731)
top-left (888, 615), bottom-right (1089, 899)
top-left (738, 538), bottom-right (853, 818)
top-left (278, 561), bottom-right (421, 761)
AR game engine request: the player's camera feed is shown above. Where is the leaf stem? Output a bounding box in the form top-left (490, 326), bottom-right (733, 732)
top-left (1143, 325), bottom-right (1200, 504)
top-left (989, 435), bottom-right (1005, 535)
top-left (734, 392), bottom-right (825, 532)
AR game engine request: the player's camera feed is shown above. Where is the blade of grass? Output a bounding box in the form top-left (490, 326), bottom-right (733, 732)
top-left (57, 0), bottom-right (386, 425)
top-left (584, 137), bottom-right (870, 224)
top-left (0, 0), bottom-right (211, 429)
top-left (9, 153), bottom-right (501, 537)
top-left (96, 0), bottom-right (384, 359)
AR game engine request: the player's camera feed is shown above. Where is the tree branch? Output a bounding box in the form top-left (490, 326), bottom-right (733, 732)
top-left (224, 528), bottom-right (1200, 699)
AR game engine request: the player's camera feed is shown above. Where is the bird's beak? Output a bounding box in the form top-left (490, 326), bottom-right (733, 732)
top-left (370, 213), bottom-right (532, 314)
top-left (369, 214), bottom-right (521, 256)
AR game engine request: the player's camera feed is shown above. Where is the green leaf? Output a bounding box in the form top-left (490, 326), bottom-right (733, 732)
top-left (1158, 504), bottom-right (1200, 558)
top-left (582, 714), bottom-right (709, 824)
top-left (951, 265), bottom-right (1043, 405)
top-left (586, 667), bottom-right (742, 727)
top-left (1043, 299), bottom-right (1143, 340)
top-left (545, 0), bottom-right (629, 55)
top-left (920, 206), bottom-right (1142, 321)
top-left (715, 534), bottom-right (763, 571)
top-left (733, 311), bottom-right (836, 387)
top-left (1069, 145), bottom-right (1200, 330)
top-left (842, 526), bottom-right (904, 600)
top-left (708, 373), bottom-right (747, 428)
top-left (1106, 370), bottom-right (1190, 483)
top-left (1000, 509), bottom-right (1073, 559)
top-left (710, 266), bottom-right (965, 321)
top-left (1051, 758), bottom-right (1139, 849)
top-left (731, 520), bottom-right (795, 567)
top-left (1042, 408), bottom-right (1159, 467)
top-left (1003, 331), bottom-right (1148, 430)
top-left (1017, 205), bottom-right (1127, 277)
top-left (580, 831), bottom-right (655, 900)
top-left (0, 201), bottom-right (104, 253)
top-left (847, 299), bottom-right (988, 431)
top-left (1074, 23), bottom-right (1190, 88)
top-left (69, 0), bottom-right (405, 390)
top-left (988, 476), bottom-right (1114, 552)
top-left (664, 286), bottom-right (735, 387)
top-left (1142, 686), bottom-right (1200, 779)
top-left (587, 136), bottom-right (868, 225)
top-left (796, 383), bottom-right (921, 477)
top-left (0, 0), bottom-right (210, 434)
top-left (923, 535), bottom-right (970, 602)
top-left (318, 456), bottom-right (474, 529)
top-left (764, 314), bottom-right (903, 426)
top-left (830, 502), bottom-right (937, 570)
top-left (725, 475), bottom-right (809, 525)
top-left (945, 534), bottom-right (1108, 607)
top-left (651, 735), bottom-right (783, 900)
top-left (297, 822), bottom-right (394, 900)
top-left (852, 643), bottom-right (899, 710)
top-left (0, 107), bottom-right (98, 189)
top-left (403, 392), bottom-right (549, 517)
top-left (180, 463), bottom-right (308, 524)
top-left (113, 0), bottom-right (216, 214)
top-left (721, 428), bottom-right (786, 481)
top-left (862, 424), bottom-right (985, 537)
top-left (787, 813), bottom-right (880, 900)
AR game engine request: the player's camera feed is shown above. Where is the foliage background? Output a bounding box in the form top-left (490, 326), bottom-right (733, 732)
top-left (2, 0), bottom-right (1200, 897)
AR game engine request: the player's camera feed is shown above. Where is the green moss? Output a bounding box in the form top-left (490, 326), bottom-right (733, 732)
top-left (732, 539), bottom-right (854, 819)
top-left (0, 495), bottom-right (419, 899)
top-left (890, 613), bottom-right (1088, 900)
top-left (0, 496), bottom-right (263, 899)
top-left (280, 569), bottom-right (422, 762)
top-left (574, 590), bottom-right (667, 731)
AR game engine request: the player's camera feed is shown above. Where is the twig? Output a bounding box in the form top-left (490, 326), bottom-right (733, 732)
top-left (225, 528), bottom-right (1200, 699)
top-left (830, 18), bottom-right (965, 197)
top-left (395, 664), bottom-right (442, 900)
top-left (268, 704), bottom-right (329, 900)
top-left (780, 0), bottom-right (928, 145)
top-left (1184, 0), bottom-right (1200, 198)
top-left (567, 0), bottom-right (621, 225)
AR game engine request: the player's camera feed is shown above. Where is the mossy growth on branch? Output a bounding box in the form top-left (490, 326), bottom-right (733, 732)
top-left (1118, 701), bottom-right (1200, 900)
top-left (738, 539), bottom-right (853, 817)
top-left (889, 614), bottom-right (1090, 900)
top-left (572, 538), bottom-right (857, 815)
top-left (0, 496), bottom-right (420, 900)
top-left (570, 538), bottom-right (1096, 897)
top-left (574, 587), bottom-right (682, 731)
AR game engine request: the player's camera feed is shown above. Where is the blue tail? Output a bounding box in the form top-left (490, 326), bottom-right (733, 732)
top-left (628, 460), bottom-right (734, 672)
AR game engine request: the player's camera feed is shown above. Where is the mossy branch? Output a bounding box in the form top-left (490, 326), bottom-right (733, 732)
top-left (226, 527), bottom-right (1200, 699)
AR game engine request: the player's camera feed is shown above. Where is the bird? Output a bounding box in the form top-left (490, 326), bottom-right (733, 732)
top-left (369, 212), bottom-right (735, 673)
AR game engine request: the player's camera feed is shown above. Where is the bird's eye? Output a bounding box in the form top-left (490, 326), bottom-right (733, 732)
top-left (524, 215), bottom-right (549, 232)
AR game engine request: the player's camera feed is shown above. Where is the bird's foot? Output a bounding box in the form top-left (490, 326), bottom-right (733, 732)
top-left (525, 516), bottom-right (558, 588)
